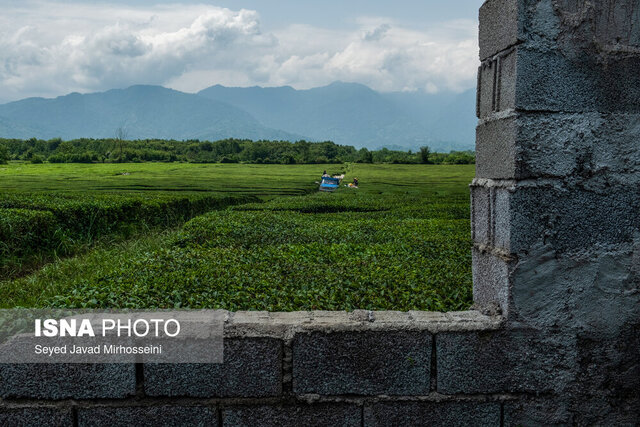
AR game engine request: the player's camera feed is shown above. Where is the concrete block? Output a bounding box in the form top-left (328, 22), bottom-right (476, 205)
top-left (481, 0), bottom-right (640, 60)
top-left (515, 47), bottom-right (640, 113)
top-left (472, 180), bottom-right (640, 254)
top-left (504, 398), bottom-right (573, 426)
top-left (477, 60), bottom-right (497, 118)
top-left (479, 0), bottom-right (522, 60)
top-left (78, 406), bottom-right (217, 427)
top-left (472, 248), bottom-right (511, 316)
top-left (310, 310), bottom-right (350, 325)
top-left (408, 311), bottom-right (449, 323)
top-left (553, 0), bottom-right (640, 51)
top-left (517, 112), bottom-right (640, 178)
top-left (370, 311), bottom-right (412, 324)
top-left (292, 330), bottom-right (431, 395)
top-left (223, 404), bottom-right (361, 427)
top-left (480, 46), bottom-right (640, 115)
top-left (364, 401), bottom-right (500, 427)
top-left (477, 112), bottom-right (640, 180)
top-left (437, 329), bottom-right (576, 394)
top-left (492, 187), bottom-right (512, 251)
top-left (497, 48), bottom-right (517, 111)
top-left (573, 397), bottom-right (640, 426)
top-left (510, 243), bottom-right (640, 330)
top-left (470, 185), bottom-right (492, 244)
top-left (0, 407), bottom-right (73, 426)
top-left (477, 49), bottom-right (519, 119)
top-left (475, 116), bottom-right (517, 179)
top-left (144, 338), bottom-right (282, 397)
top-left (576, 322), bottom-right (640, 400)
top-left (0, 364), bottom-right (136, 399)
top-left (229, 311), bottom-right (271, 324)
top-left (508, 183), bottom-right (640, 253)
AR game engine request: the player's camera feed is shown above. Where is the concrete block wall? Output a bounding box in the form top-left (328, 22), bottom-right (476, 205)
top-left (472, 0), bottom-right (640, 423)
top-left (473, 0), bottom-right (640, 326)
top-left (2, 311), bottom-right (588, 427)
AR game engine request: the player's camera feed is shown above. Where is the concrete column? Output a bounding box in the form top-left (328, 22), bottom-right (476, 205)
top-left (473, 0), bottom-right (640, 328)
top-left (473, 1), bottom-right (640, 421)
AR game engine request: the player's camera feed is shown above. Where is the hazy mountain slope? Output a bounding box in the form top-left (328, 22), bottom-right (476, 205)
top-left (382, 89), bottom-right (477, 151)
top-left (0, 86), bottom-right (303, 141)
top-left (198, 82), bottom-right (476, 151)
top-left (0, 115), bottom-right (45, 139)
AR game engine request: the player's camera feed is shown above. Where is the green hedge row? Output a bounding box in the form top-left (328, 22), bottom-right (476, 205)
top-left (0, 193), bottom-right (258, 277)
top-left (47, 191), bottom-right (472, 311)
top-left (0, 208), bottom-right (58, 258)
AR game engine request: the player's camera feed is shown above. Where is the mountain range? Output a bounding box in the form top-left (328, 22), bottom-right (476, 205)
top-left (0, 82), bottom-right (476, 152)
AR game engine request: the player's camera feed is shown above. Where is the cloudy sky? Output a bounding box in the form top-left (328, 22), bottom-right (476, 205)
top-left (0, 0), bottom-right (483, 103)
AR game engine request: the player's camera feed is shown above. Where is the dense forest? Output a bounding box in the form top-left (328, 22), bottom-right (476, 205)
top-left (0, 138), bottom-right (474, 165)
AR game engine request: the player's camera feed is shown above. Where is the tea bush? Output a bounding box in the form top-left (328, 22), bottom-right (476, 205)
top-left (0, 192), bottom-right (257, 277)
top-left (45, 190), bottom-right (472, 311)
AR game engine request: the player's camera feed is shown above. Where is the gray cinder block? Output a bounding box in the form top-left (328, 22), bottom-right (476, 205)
top-left (479, 0), bottom-right (522, 60)
top-left (471, 248), bottom-right (512, 316)
top-left (475, 116), bottom-right (518, 179)
top-left (364, 401), bottom-right (501, 427)
top-left (471, 180), bottom-right (640, 254)
top-left (470, 184), bottom-right (492, 245)
top-left (223, 404), bottom-right (361, 427)
top-left (437, 329), bottom-right (576, 394)
top-left (477, 49), bottom-right (518, 120)
top-left (77, 406), bottom-right (217, 427)
top-left (144, 338), bottom-right (282, 397)
top-left (0, 363), bottom-right (136, 399)
top-left (477, 112), bottom-right (640, 180)
top-left (504, 398), bottom-right (573, 426)
top-left (0, 408), bottom-right (73, 427)
top-left (477, 60), bottom-right (497, 118)
top-left (514, 48), bottom-right (640, 113)
top-left (292, 330), bottom-right (431, 395)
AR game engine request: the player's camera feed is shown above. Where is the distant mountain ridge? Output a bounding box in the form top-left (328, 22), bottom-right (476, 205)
top-left (0, 86), bottom-right (303, 142)
top-left (198, 81), bottom-right (476, 151)
top-left (0, 82), bottom-right (476, 151)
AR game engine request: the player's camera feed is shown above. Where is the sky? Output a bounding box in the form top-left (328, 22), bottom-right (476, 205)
top-left (0, 0), bottom-right (484, 103)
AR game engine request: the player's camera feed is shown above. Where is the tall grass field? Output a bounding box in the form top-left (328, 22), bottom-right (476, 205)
top-left (0, 162), bottom-right (474, 311)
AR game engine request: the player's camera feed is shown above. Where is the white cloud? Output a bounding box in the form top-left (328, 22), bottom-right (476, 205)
top-left (0, 1), bottom-right (479, 101)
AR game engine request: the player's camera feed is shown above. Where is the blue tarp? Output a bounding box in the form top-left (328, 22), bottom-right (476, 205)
top-left (319, 176), bottom-right (340, 191)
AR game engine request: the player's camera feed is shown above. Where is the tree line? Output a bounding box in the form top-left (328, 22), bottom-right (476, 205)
top-left (0, 137), bottom-right (474, 165)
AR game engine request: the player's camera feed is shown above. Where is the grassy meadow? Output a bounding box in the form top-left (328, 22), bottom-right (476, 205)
top-left (0, 162), bottom-right (474, 311)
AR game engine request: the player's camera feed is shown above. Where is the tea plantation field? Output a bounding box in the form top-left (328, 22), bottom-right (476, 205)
top-left (0, 162), bottom-right (475, 311)
top-left (0, 162), bottom-right (320, 277)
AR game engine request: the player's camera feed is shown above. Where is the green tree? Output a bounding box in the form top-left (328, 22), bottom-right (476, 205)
top-left (358, 147), bottom-right (373, 163)
top-left (0, 145), bottom-right (8, 164)
top-left (115, 127), bottom-right (128, 163)
top-left (419, 146), bottom-right (431, 164)
top-left (30, 154), bottom-right (44, 164)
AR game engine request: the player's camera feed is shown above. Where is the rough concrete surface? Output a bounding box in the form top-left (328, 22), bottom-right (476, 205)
top-left (0, 363), bottom-right (136, 399)
top-left (437, 329), bottom-right (576, 394)
top-left (0, 407), bottom-right (73, 427)
top-left (223, 404), bottom-right (361, 427)
top-left (292, 330), bottom-right (431, 395)
top-left (364, 401), bottom-right (501, 427)
top-left (77, 406), bottom-right (217, 427)
top-left (144, 338), bottom-right (282, 398)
